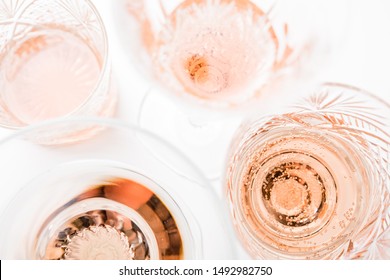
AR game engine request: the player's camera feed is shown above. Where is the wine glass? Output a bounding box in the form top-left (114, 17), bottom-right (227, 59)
top-left (0, 118), bottom-right (235, 259)
top-left (113, 0), bottom-right (348, 179)
top-left (0, 0), bottom-right (116, 129)
top-left (226, 83), bottom-right (390, 259)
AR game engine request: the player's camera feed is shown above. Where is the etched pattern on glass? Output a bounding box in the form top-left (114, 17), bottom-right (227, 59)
top-left (294, 84), bottom-right (390, 259)
top-left (0, 0), bottom-right (101, 53)
top-left (227, 84), bottom-right (390, 259)
top-left (0, 0), bottom-right (114, 128)
top-left (125, 0), bottom-right (299, 106)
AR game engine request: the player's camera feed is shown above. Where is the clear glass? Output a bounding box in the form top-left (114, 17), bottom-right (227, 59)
top-left (113, 0), bottom-right (348, 179)
top-left (0, 0), bottom-right (116, 128)
top-left (226, 83), bottom-right (390, 259)
top-left (116, 0), bottom-right (346, 106)
top-left (127, 0), bottom-right (280, 105)
top-left (0, 118), bottom-right (234, 259)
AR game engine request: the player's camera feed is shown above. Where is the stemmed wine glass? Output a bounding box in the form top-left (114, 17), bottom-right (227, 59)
top-left (113, 0), bottom-right (348, 179)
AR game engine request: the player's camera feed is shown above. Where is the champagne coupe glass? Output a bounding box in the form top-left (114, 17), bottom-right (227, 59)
top-left (0, 0), bottom-right (116, 129)
top-left (0, 118), bottom-right (234, 259)
top-left (226, 83), bottom-right (390, 259)
top-left (114, 0), bottom-right (347, 179)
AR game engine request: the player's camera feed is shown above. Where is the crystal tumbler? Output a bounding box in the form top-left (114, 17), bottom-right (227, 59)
top-left (0, 0), bottom-right (116, 128)
top-left (226, 83), bottom-right (390, 259)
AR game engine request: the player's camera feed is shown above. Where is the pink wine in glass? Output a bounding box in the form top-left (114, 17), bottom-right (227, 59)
top-left (3, 29), bottom-right (102, 124)
top-left (226, 84), bottom-right (390, 259)
top-left (128, 0), bottom-right (279, 105)
top-left (0, 0), bottom-right (115, 129)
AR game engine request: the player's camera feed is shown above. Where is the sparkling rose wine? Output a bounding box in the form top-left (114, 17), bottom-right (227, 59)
top-left (130, 0), bottom-right (278, 103)
top-left (227, 85), bottom-right (390, 259)
top-left (233, 127), bottom-right (366, 257)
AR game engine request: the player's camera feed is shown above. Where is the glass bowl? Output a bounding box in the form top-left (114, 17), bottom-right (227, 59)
top-left (0, 118), bottom-right (234, 259)
top-left (111, 0), bottom-right (349, 180)
top-left (226, 83), bottom-right (390, 259)
top-left (0, 0), bottom-right (116, 128)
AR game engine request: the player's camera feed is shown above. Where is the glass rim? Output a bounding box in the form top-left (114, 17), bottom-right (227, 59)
top-left (72, 0), bottom-right (110, 119)
top-left (226, 81), bottom-right (390, 259)
top-left (228, 126), bottom-right (374, 259)
top-left (113, 0), bottom-right (281, 110)
top-left (240, 82), bottom-right (390, 125)
top-left (0, 116), bottom-right (210, 190)
top-left (0, 117), bottom-right (216, 259)
top-left (314, 82), bottom-right (390, 108)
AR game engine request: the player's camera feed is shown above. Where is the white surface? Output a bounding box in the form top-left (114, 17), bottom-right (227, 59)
top-left (0, 0), bottom-right (390, 259)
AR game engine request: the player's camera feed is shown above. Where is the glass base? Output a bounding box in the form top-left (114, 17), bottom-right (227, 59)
top-left (0, 118), bottom-right (235, 260)
top-left (137, 90), bottom-right (242, 180)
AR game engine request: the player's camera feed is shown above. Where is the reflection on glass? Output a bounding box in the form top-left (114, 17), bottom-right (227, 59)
top-left (0, 0), bottom-right (116, 128)
top-left (0, 119), bottom-right (234, 260)
top-left (125, 0), bottom-right (309, 106)
top-left (226, 84), bottom-right (390, 259)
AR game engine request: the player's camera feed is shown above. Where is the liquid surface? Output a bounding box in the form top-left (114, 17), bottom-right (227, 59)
top-left (153, 0), bottom-right (276, 102)
top-left (261, 161), bottom-right (326, 227)
top-left (39, 178), bottom-right (183, 260)
top-left (2, 29), bottom-right (101, 124)
top-left (228, 124), bottom-right (368, 259)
